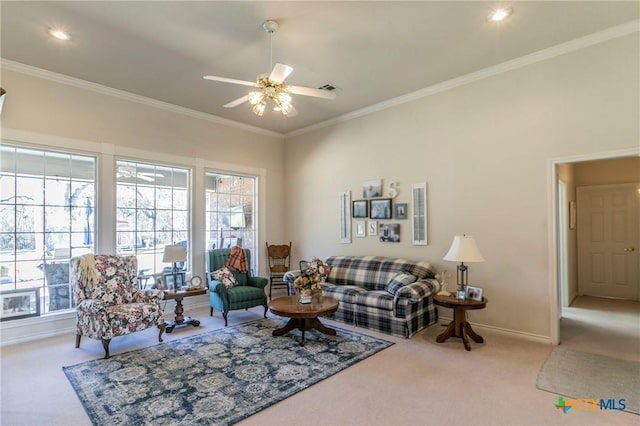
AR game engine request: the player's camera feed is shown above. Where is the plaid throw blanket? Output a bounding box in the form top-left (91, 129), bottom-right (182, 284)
top-left (226, 246), bottom-right (248, 273)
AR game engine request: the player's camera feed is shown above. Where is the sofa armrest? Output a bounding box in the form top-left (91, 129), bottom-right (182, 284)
top-left (77, 298), bottom-right (108, 315)
top-left (393, 278), bottom-right (440, 302)
top-left (209, 279), bottom-right (228, 294)
top-left (283, 270), bottom-right (302, 284)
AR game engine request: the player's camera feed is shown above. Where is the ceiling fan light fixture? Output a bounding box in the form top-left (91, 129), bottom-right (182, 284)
top-left (248, 91), bottom-right (263, 105)
top-left (252, 101), bottom-right (266, 116)
top-left (48, 28), bottom-right (71, 41)
top-left (488, 7), bottom-right (513, 22)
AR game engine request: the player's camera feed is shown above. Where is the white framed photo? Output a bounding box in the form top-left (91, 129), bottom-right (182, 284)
top-left (367, 220), bottom-right (378, 236)
top-left (355, 220), bottom-right (366, 237)
top-left (362, 179), bottom-right (383, 198)
top-left (466, 285), bottom-right (483, 301)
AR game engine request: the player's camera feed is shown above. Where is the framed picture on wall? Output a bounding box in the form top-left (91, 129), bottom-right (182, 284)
top-left (362, 179), bottom-right (383, 198)
top-left (0, 289), bottom-right (39, 321)
top-left (352, 200), bottom-right (368, 218)
top-left (370, 199), bottom-right (392, 219)
top-left (394, 203), bottom-right (408, 219)
top-left (569, 201), bottom-right (576, 230)
top-left (379, 223), bottom-right (400, 243)
top-left (368, 220), bottom-right (378, 236)
top-left (355, 220), bottom-right (366, 237)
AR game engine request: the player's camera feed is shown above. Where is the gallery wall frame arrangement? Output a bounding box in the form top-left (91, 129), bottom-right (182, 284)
top-left (370, 198), bottom-right (392, 219)
top-left (394, 203), bottom-right (408, 219)
top-left (0, 288), bottom-right (40, 321)
top-left (339, 191), bottom-right (352, 244)
top-left (362, 179), bottom-right (383, 198)
top-left (368, 220), bottom-right (378, 236)
top-left (379, 223), bottom-right (400, 243)
top-left (411, 183), bottom-right (428, 245)
top-left (352, 200), bottom-right (368, 218)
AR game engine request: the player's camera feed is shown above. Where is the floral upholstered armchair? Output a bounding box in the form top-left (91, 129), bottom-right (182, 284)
top-left (70, 254), bottom-right (165, 359)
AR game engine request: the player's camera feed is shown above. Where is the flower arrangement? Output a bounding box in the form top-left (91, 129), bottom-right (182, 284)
top-left (293, 257), bottom-right (331, 296)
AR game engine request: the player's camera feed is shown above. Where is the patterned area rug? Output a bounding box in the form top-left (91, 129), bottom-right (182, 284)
top-left (63, 318), bottom-right (393, 425)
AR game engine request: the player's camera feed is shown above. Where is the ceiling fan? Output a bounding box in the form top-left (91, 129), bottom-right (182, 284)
top-left (116, 166), bottom-right (164, 182)
top-left (203, 20), bottom-right (336, 117)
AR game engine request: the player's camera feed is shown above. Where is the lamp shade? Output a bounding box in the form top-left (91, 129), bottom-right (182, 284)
top-left (443, 235), bottom-right (485, 263)
top-left (163, 244), bottom-right (186, 263)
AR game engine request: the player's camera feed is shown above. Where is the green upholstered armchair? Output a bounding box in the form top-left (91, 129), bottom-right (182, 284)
top-left (205, 248), bottom-right (268, 326)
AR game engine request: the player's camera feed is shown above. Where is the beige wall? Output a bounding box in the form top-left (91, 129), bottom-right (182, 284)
top-left (284, 34), bottom-right (640, 340)
top-left (574, 157), bottom-right (640, 187)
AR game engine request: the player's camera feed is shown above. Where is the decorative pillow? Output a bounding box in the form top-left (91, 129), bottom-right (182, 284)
top-left (211, 267), bottom-right (238, 289)
top-left (402, 262), bottom-right (435, 279)
top-left (385, 272), bottom-right (418, 295)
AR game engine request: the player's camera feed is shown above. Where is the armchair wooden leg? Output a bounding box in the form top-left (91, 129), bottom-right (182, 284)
top-left (263, 303), bottom-right (268, 319)
top-left (102, 339), bottom-right (111, 359)
top-left (158, 323), bottom-right (166, 343)
top-left (75, 334), bottom-right (82, 348)
top-left (210, 307), bottom-right (214, 316)
top-left (223, 310), bottom-right (228, 326)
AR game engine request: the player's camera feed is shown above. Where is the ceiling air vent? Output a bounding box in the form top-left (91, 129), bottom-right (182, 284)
top-left (317, 84), bottom-right (337, 91)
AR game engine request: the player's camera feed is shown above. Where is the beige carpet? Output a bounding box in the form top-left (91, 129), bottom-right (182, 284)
top-left (1, 295), bottom-right (638, 425)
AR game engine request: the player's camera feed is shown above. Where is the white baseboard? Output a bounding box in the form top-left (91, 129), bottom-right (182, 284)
top-left (437, 316), bottom-right (552, 345)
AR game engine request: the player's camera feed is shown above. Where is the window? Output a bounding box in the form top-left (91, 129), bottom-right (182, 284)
top-left (205, 173), bottom-right (257, 271)
top-left (0, 145), bottom-right (96, 315)
top-left (116, 161), bottom-right (190, 275)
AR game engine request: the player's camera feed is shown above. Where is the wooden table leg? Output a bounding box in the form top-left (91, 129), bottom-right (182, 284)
top-left (436, 321), bottom-right (455, 343)
top-left (464, 322), bottom-right (484, 343)
top-left (272, 317), bottom-right (337, 346)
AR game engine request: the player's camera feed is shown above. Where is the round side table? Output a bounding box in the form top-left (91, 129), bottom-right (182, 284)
top-left (433, 293), bottom-right (487, 351)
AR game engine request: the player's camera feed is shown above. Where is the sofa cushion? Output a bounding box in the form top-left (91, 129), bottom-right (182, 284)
top-left (325, 256), bottom-right (406, 290)
top-left (355, 291), bottom-right (394, 311)
top-left (385, 272), bottom-right (418, 295)
top-left (320, 283), bottom-right (367, 304)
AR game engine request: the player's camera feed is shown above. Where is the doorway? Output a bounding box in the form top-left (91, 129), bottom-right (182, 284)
top-left (549, 151), bottom-right (640, 344)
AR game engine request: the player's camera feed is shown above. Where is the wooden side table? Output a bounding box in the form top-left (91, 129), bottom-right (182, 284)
top-left (163, 288), bottom-right (207, 333)
top-left (433, 293), bottom-right (487, 351)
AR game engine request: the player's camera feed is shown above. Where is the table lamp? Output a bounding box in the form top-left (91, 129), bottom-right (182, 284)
top-left (443, 235), bottom-right (485, 299)
top-left (163, 244), bottom-right (186, 290)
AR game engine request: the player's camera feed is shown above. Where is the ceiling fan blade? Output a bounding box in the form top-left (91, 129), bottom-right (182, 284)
top-left (136, 174), bottom-right (155, 182)
top-left (269, 63), bottom-right (293, 84)
top-left (224, 95), bottom-right (251, 108)
top-left (288, 85), bottom-right (337, 100)
top-left (203, 75), bottom-right (258, 87)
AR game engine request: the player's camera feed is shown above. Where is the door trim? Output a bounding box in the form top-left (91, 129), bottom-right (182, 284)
top-left (547, 148), bottom-right (639, 345)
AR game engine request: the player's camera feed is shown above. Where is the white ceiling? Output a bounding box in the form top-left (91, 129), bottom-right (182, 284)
top-left (1, 1), bottom-right (638, 135)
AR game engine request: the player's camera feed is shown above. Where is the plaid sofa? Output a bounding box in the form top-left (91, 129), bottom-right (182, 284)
top-left (284, 255), bottom-right (440, 338)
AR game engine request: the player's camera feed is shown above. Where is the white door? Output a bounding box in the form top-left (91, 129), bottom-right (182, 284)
top-left (577, 184), bottom-right (639, 300)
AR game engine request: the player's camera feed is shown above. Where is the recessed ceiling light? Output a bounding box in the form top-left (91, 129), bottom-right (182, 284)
top-left (488, 7), bottom-right (513, 22)
top-left (48, 28), bottom-right (71, 41)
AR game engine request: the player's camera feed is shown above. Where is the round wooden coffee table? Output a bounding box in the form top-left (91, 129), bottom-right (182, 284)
top-left (269, 295), bottom-right (339, 346)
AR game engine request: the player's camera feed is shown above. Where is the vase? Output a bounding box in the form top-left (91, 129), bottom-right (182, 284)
top-left (299, 294), bottom-right (312, 304)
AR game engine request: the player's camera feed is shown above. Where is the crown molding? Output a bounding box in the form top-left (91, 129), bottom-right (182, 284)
top-left (286, 19), bottom-right (640, 139)
top-left (0, 59), bottom-right (284, 139)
